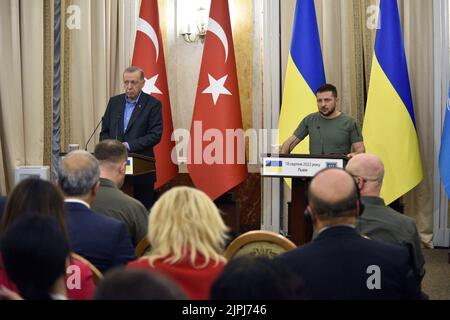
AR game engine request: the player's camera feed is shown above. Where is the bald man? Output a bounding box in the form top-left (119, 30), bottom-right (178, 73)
top-left (346, 153), bottom-right (425, 281)
top-left (277, 168), bottom-right (422, 299)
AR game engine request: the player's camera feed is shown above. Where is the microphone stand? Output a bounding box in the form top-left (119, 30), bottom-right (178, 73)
top-left (85, 117), bottom-right (103, 151)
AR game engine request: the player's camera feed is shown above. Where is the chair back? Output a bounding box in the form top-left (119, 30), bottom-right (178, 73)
top-left (135, 237), bottom-right (152, 257)
top-left (224, 230), bottom-right (296, 260)
top-left (70, 252), bottom-right (103, 285)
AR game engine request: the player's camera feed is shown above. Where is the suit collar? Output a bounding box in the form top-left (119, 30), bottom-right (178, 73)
top-left (65, 199), bottom-right (91, 209)
top-left (314, 225), bottom-right (359, 242)
top-left (361, 196), bottom-right (385, 206)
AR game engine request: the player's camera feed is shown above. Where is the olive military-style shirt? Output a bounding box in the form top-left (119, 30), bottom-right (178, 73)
top-left (293, 112), bottom-right (363, 155)
top-left (92, 178), bottom-right (149, 246)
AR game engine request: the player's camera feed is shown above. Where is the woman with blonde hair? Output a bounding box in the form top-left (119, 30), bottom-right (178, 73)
top-left (128, 187), bottom-right (228, 299)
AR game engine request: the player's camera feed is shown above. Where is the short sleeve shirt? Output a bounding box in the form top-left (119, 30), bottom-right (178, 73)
top-left (293, 112), bottom-right (363, 155)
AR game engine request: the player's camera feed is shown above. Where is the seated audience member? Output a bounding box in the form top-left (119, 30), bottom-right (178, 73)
top-left (57, 150), bottom-right (135, 273)
top-left (92, 140), bottom-right (148, 246)
top-left (94, 268), bottom-right (185, 300)
top-left (1, 214), bottom-right (70, 300)
top-left (0, 178), bottom-right (95, 300)
top-left (211, 255), bottom-right (304, 300)
top-left (128, 187), bottom-right (228, 300)
top-left (276, 168), bottom-right (422, 300)
top-left (345, 153), bottom-right (425, 281)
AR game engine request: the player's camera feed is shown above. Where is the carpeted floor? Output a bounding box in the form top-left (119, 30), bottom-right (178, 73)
top-left (421, 248), bottom-right (450, 300)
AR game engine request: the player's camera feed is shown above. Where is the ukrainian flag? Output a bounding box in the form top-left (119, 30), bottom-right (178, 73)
top-left (363, 0), bottom-right (423, 204)
top-left (278, 0), bottom-right (326, 155)
top-left (265, 160), bottom-right (283, 174)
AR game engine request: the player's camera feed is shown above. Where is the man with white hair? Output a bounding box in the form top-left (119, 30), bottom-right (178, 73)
top-left (57, 150), bottom-right (135, 272)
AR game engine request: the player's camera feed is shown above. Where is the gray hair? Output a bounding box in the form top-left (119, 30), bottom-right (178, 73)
top-left (124, 66), bottom-right (145, 80)
top-left (57, 150), bottom-right (100, 197)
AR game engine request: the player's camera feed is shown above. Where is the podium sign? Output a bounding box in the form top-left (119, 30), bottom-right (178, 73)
top-left (125, 157), bottom-right (134, 175)
top-left (262, 156), bottom-right (344, 178)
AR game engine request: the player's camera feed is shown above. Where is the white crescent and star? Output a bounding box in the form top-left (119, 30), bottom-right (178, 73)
top-left (137, 18), bottom-right (159, 62)
top-left (201, 19), bottom-right (234, 106)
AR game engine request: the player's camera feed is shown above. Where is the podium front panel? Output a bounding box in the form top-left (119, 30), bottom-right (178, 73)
top-left (261, 156), bottom-right (344, 178)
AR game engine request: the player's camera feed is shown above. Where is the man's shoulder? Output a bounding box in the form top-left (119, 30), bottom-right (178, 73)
top-left (305, 112), bottom-right (320, 120)
top-left (95, 185), bottom-right (147, 213)
top-left (335, 113), bottom-right (357, 124)
top-left (138, 92), bottom-right (161, 106)
top-left (362, 203), bottom-right (416, 226)
top-left (109, 93), bottom-right (126, 102)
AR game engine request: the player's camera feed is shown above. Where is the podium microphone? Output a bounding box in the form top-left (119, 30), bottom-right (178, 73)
top-left (317, 126), bottom-right (324, 155)
top-left (85, 117), bottom-right (104, 151)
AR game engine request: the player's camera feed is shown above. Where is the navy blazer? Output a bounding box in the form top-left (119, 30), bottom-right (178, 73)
top-left (65, 202), bottom-right (136, 273)
top-left (277, 226), bottom-right (422, 300)
top-left (100, 92), bottom-right (163, 158)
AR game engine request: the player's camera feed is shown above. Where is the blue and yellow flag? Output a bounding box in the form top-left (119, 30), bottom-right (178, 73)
top-left (363, 0), bottom-right (423, 204)
top-left (439, 85), bottom-right (450, 198)
top-left (278, 0), bottom-right (325, 154)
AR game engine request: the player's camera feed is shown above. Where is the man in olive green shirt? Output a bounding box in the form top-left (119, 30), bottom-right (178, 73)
top-left (346, 153), bottom-right (425, 282)
top-left (92, 140), bottom-right (149, 246)
top-left (281, 83), bottom-right (365, 157)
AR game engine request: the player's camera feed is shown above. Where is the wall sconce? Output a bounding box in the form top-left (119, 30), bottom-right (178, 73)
top-left (180, 5), bottom-right (208, 44)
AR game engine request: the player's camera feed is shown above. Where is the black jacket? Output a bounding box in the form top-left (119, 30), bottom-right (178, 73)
top-left (100, 92), bottom-right (163, 158)
top-left (277, 226), bottom-right (422, 300)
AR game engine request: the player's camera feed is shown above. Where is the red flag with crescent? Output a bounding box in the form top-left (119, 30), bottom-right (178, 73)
top-left (187, 0), bottom-right (248, 200)
top-left (132, 0), bottom-right (177, 189)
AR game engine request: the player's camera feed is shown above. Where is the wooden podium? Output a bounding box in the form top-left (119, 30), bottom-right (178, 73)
top-left (261, 154), bottom-right (347, 246)
top-left (121, 153), bottom-right (156, 198)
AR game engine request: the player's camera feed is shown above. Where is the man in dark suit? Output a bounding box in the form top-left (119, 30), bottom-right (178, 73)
top-left (57, 150), bottom-right (135, 273)
top-left (277, 168), bottom-right (422, 300)
top-left (100, 66), bottom-right (163, 209)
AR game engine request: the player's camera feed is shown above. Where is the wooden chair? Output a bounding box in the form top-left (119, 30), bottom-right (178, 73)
top-left (224, 230), bottom-right (296, 260)
top-left (70, 252), bottom-right (103, 285)
top-left (135, 237), bottom-right (152, 258)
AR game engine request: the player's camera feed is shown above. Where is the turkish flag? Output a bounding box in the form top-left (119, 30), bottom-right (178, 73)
top-left (187, 0), bottom-right (248, 200)
top-left (132, 0), bottom-right (177, 189)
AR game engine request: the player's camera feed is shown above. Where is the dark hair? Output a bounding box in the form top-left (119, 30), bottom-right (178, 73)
top-left (316, 83), bottom-right (338, 98)
top-left (94, 268), bottom-right (186, 300)
top-left (307, 169), bottom-right (359, 220)
top-left (94, 140), bottom-right (128, 164)
top-left (0, 214), bottom-right (70, 300)
top-left (210, 255), bottom-right (304, 300)
top-left (0, 178), bottom-right (68, 241)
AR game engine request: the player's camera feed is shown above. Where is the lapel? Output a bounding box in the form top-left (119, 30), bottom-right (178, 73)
top-left (125, 93), bottom-right (147, 134)
top-left (117, 109), bottom-right (125, 139)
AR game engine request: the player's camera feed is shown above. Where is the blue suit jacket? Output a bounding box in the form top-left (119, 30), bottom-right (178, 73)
top-left (65, 202), bottom-right (136, 273)
top-left (277, 226), bottom-right (422, 300)
top-left (100, 92), bottom-right (162, 158)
